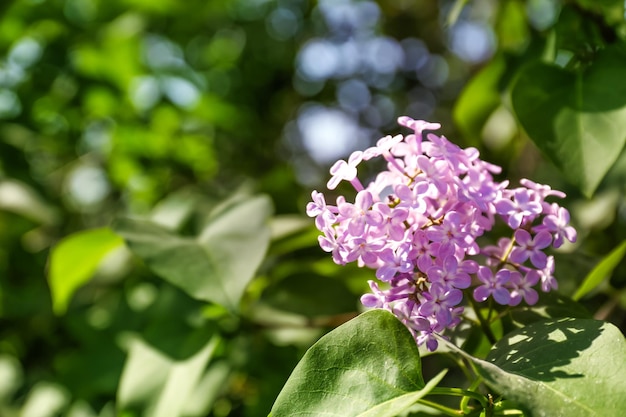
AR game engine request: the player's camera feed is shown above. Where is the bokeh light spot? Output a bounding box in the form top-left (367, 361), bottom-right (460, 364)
top-left (449, 21), bottom-right (495, 63)
top-left (337, 79), bottom-right (371, 112)
top-left (297, 39), bottom-right (340, 81)
top-left (297, 104), bottom-right (365, 163)
top-left (266, 7), bottom-right (300, 40)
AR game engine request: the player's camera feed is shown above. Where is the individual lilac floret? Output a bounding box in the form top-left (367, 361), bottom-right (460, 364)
top-left (418, 284), bottom-right (463, 327)
top-left (327, 151), bottom-right (364, 191)
top-left (306, 116), bottom-right (576, 351)
top-left (376, 244), bottom-right (415, 281)
top-left (337, 190), bottom-right (381, 236)
top-left (509, 229), bottom-right (552, 269)
top-left (495, 188), bottom-right (543, 229)
top-left (539, 205), bottom-right (577, 248)
top-left (509, 270), bottom-right (540, 306)
top-left (537, 256), bottom-right (558, 292)
top-left (474, 267), bottom-right (511, 305)
top-left (427, 255), bottom-right (471, 289)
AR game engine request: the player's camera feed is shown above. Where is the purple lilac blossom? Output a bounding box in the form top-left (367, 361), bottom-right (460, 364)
top-left (306, 116), bottom-right (576, 350)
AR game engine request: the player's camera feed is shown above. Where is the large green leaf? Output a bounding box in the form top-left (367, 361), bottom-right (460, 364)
top-left (573, 240), bottom-right (626, 300)
top-left (271, 309), bottom-right (440, 417)
top-left (509, 292), bottom-right (591, 327)
top-left (445, 318), bottom-right (626, 416)
top-left (114, 195), bottom-right (272, 311)
top-left (511, 43), bottom-right (626, 196)
top-left (48, 227), bottom-right (124, 314)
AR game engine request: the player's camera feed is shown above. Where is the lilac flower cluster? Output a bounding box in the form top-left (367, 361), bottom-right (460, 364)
top-left (306, 116), bottom-right (576, 351)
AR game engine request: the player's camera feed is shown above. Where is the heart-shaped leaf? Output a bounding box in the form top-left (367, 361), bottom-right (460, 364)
top-left (444, 318), bottom-right (626, 416)
top-left (271, 309), bottom-right (442, 417)
top-left (511, 43), bottom-right (626, 196)
top-left (114, 195), bottom-right (272, 311)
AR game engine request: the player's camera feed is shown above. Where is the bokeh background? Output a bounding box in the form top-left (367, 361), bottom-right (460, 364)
top-left (1, 0), bottom-right (625, 416)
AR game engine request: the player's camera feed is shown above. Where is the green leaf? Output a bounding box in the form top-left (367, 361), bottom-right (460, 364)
top-left (511, 43), bottom-right (626, 196)
top-left (510, 292), bottom-right (591, 326)
top-left (446, 0), bottom-right (469, 27)
top-left (114, 195), bottom-right (272, 311)
top-left (261, 272), bottom-right (358, 317)
top-left (573, 240), bottom-right (626, 300)
top-left (453, 54), bottom-right (507, 145)
top-left (0, 179), bottom-right (58, 225)
top-left (444, 318), bottom-right (626, 416)
top-left (271, 309), bottom-right (434, 417)
top-left (117, 335), bottom-right (221, 417)
top-left (574, 0), bottom-right (625, 25)
top-left (48, 227), bottom-right (124, 314)
top-left (495, 0), bottom-right (530, 52)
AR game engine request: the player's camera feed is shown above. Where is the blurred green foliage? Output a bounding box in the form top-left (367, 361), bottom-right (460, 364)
top-left (0, 0), bottom-right (313, 415)
top-left (1, 0), bottom-right (625, 416)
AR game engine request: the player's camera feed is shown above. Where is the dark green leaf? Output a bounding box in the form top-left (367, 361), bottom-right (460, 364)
top-left (511, 43), bottom-right (626, 196)
top-left (114, 195), bottom-right (272, 311)
top-left (573, 240), bottom-right (626, 300)
top-left (444, 318), bottom-right (626, 416)
top-left (574, 0), bottom-right (625, 25)
top-left (261, 273), bottom-right (358, 317)
top-left (271, 309), bottom-right (433, 417)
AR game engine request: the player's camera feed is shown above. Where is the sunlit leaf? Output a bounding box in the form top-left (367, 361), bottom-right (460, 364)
top-left (271, 309), bottom-right (433, 417)
top-left (573, 240), bottom-right (626, 300)
top-left (181, 361), bottom-right (230, 417)
top-left (495, 0), bottom-right (529, 52)
top-left (114, 195), bottom-right (272, 310)
top-left (509, 292), bottom-right (591, 326)
top-left (511, 43), bottom-right (626, 196)
top-left (0, 179), bottom-right (58, 225)
top-left (20, 382), bottom-right (70, 417)
top-left (117, 336), bottom-right (220, 417)
top-left (269, 215), bottom-right (312, 241)
top-left (446, 0), bottom-right (469, 27)
top-left (48, 227), bottom-right (124, 315)
top-left (149, 189), bottom-right (199, 231)
top-left (444, 318), bottom-right (626, 416)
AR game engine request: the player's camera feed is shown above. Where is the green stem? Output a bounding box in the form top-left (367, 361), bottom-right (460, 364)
top-left (494, 410), bottom-right (525, 416)
top-left (486, 298), bottom-right (494, 322)
top-left (417, 399), bottom-right (464, 416)
top-left (500, 236), bottom-right (516, 265)
top-left (467, 292), bottom-right (497, 344)
top-left (429, 387), bottom-right (489, 409)
top-left (460, 378), bottom-right (484, 412)
top-left (446, 0), bottom-right (469, 26)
